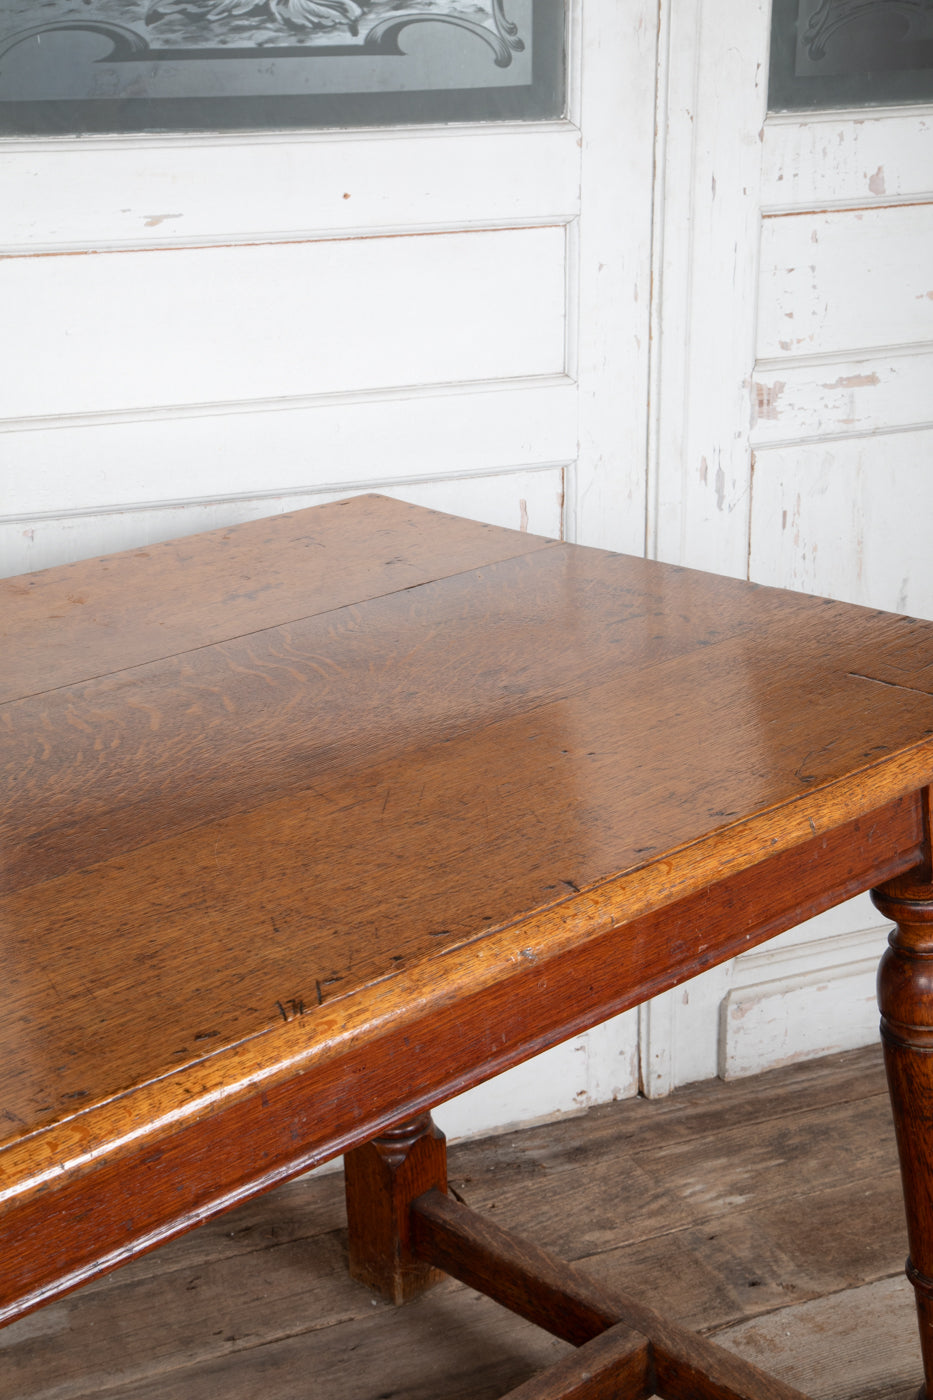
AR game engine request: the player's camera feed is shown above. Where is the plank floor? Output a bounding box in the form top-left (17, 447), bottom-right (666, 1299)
top-left (0, 1046), bottom-right (919, 1400)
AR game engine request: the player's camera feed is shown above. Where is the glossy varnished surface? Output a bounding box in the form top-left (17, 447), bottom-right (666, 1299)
top-left (3, 494), bottom-right (933, 1320)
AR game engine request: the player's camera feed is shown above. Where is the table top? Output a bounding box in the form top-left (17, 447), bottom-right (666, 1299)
top-left (3, 494), bottom-right (933, 1315)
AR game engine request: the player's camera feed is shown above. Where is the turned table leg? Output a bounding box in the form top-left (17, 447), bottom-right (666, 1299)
top-left (874, 868), bottom-right (933, 1400)
top-left (344, 1111), bottom-right (448, 1304)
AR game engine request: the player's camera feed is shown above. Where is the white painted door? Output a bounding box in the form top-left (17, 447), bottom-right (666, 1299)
top-left (0, 1), bottom-right (658, 1134)
top-left (0, 3), bottom-right (655, 570)
top-left (646, 0), bottom-right (933, 1095)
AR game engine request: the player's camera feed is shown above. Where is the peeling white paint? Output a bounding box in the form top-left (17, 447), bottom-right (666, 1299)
top-left (715, 464), bottom-right (726, 512)
top-left (754, 379), bottom-right (786, 421)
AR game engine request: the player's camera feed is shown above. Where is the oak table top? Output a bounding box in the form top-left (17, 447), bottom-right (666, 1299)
top-left (3, 493), bottom-right (933, 1328)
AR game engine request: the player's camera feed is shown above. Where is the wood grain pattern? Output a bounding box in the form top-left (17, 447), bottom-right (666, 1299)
top-left (3, 494), bottom-right (933, 1341)
top-left (3, 533), bottom-right (836, 894)
top-left (0, 494), bottom-right (557, 702)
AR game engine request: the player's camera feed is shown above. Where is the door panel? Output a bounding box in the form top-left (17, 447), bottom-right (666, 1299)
top-left (761, 108), bottom-right (933, 207)
top-left (750, 430), bottom-right (933, 614)
top-left (0, 126), bottom-right (582, 252)
top-left (758, 204), bottom-right (933, 359)
top-left (2, 226), bottom-right (568, 419)
top-left (752, 348), bottom-right (933, 445)
top-left (0, 465), bottom-right (566, 575)
top-left (2, 382), bottom-right (577, 519)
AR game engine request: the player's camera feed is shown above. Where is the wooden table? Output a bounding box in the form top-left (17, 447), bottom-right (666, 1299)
top-left (4, 494), bottom-right (933, 1400)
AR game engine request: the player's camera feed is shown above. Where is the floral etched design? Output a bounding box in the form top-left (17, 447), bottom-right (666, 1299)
top-left (0, 0), bottom-right (525, 65)
top-left (146, 0), bottom-right (364, 33)
top-left (803, 0), bottom-right (928, 60)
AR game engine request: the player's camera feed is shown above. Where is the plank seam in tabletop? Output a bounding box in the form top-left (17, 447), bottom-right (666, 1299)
top-left (1, 546), bottom-right (565, 704)
top-left (5, 576), bottom-right (926, 903)
top-left (849, 671), bottom-right (933, 697)
top-left (0, 539), bottom-right (837, 712)
top-left (0, 577), bottom-right (870, 913)
top-left (4, 660), bottom-right (931, 910)
top-left (0, 553), bottom-right (566, 706)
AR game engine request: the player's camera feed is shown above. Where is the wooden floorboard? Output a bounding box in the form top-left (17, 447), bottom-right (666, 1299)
top-left (0, 1046), bottom-right (917, 1400)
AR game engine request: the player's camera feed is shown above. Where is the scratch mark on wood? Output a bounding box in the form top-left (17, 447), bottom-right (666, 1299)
top-left (849, 672), bottom-right (933, 697)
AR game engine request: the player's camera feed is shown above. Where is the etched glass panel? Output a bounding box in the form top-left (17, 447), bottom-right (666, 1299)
top-left (770, 0), bottom-right (933, 110)
top-left (0, 0), bottom-right (565, 135)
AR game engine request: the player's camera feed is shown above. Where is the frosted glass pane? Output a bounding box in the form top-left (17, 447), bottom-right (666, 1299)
top-left (769, 0), bottom-right (933, 110)
top-left (0, 0), bottom-right (565, 134)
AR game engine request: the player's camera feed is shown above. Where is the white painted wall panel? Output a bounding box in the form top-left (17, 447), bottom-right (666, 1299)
top-left (749, 429), bottom-right (933, 616)
top-left (663, 895), bottom-right (888, 1089)
top-left (758, 205), bottom-right (933, 360)
top-left (0, 380), bottom-right (576, 518)
top-left (721, 925), bottom-right (888, 1080)
top-left (0, 467), bottom-right (565, 578)
top-left (752, 347), bottom-right (933, 446)
top-left (438, 1008), bottom-right (639, 1141)
top-left (762, 107), bottom-right (933, 211)
top-left (0, 126), bottom-right (582, 253)
top-left (1, 225), bottom-right (567, 420)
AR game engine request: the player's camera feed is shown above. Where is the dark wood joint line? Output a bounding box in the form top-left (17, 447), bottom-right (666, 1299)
top-left (873, 786), bottom-right (933, 902)
top-left (874, 876), bottom-right (933, 1054)
top-left (410, 1187), bottom-right (617, 1346)
top-left (920, 784), bottom-right (933, 884)
top-left (500, 1322), bottom-right (653, 1400)
top-left (907, 1257), bottom-right (933, 1302)
top-left (410, 1189), bottom-right (813, 1400)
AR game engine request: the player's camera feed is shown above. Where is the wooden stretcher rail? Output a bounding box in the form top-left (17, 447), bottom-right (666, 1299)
top-left (411, 1189), bottom-right (813, 1400)
top-left (500, 1322), bottom-right (652, 1400)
